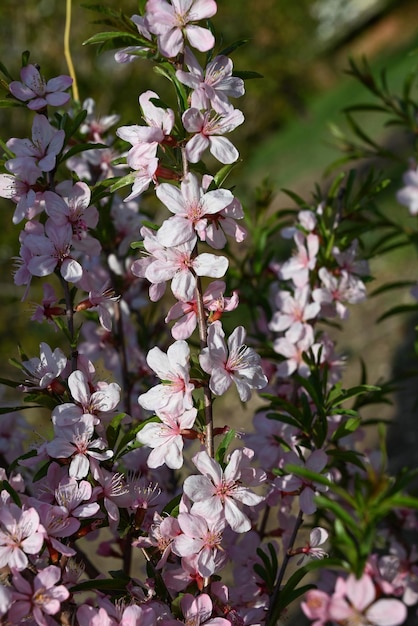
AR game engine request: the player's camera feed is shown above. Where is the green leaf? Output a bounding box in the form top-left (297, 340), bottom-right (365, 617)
top-left (0, 61), bottom-right (14, 82)
top-left (218, 39), bottom-right (249, 56)
top-left (315, 494), bottom-right (359, 531)
top-left (326, 448), bottom-right (366, 471)
top-left (109, 172), bottom-right (137, 193)
top-left (9, 448), bottom-right (38, 472)
top-left (331, 416), bottom-right (362, 442)
top-left (0, 480), bottom-right (22, 506)
top-left (0, 377), bottom-right (22, 388)
top-left (215, 429), bottom-right (236, 465)
top-left (32, 461), bottom-right (51, 483)
top-left (71, 576), bottom-right (130, 592)
top-left (280, 188), bottom-right (311, 209)
top-left (343, 103), bottom-right (389, 114)
top-left (213, 162), bottom-right (238, 188)
top-left (162, 493), bottom-right (182, 517)
top-left (0, 99), bottom-right (25, 108)
top-left (330, 385), bottom-right (380, 407)
top-left (377, 303), bottom-right (418, 323)
top-left (369, 280), bottom-right (416, 297)
top-left (0, 404), bottom-right (42, 414)
top-left (115, 417), bottom-right (160, 459)
top-left (83, 31), bottom-right (143, 46)
top-left (269, 558), bottom-right (342, 621)
top-left (233, 70), bottom-right (263, 80)
top-left (58, 142), bottom-right (108, 163)
top-left (106, 412), bottom-right (126, 450)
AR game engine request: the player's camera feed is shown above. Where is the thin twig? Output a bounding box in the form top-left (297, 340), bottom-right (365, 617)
top-left (64, 0), bottom-right (79, 102)
top-left (265, 509), bottom-right (304, 626)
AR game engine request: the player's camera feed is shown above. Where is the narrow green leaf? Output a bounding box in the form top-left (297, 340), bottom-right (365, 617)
top-left (215, 429), bottom-right (236, 465)
top-left (59, 142), bottom-right (108, 163)
top-left (213, 162), bottom-right (238, 188)
top-left (377, 303), bottom-right (418, 323)
top-left (218, 39), bottom-right (249, 56)
top-left (0, 99), bottom-right (25, 108)
top-left (106, 412), bottom-right (126, 450)
top-left (83, 31), bottom-right (143, 46)
top-left (109, 172), bottom-right (137, 193)
top-left (0, 61), bottom-right (14, 81)
top-left (233, 70), bottom-right (263, 80)
top-left (0, 405), bottom-right (42, 414)
top-left (0, 480), bottom-right (22, 506)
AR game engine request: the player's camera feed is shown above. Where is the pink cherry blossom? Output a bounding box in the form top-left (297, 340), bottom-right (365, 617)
top-left (199, 321), bottom-right (268, 401)
top-left (145, 0), bottom-right (217, 58)
top-left (0, 585), bottom-right (12, 617)
top-left (44, 181), bottom-right (101, 256)
top-left (9, 565), bottom-right (69, 626)
top-left (34, 502), bottom-right (79, 557)
top-left (55, 476), bottom-right (100, 519)
top-left (76, 273), bottom-right (120, 332)
top-left (275, 449), bottom-right (329, 515)
top-left (156, 173), bottom-right (234, 246)
top-left (7, 114), bottom-right (65, 176)
top-left (170, 593), bottom-right (231, 626)
top-left (23, 219), bottom-right (84, 283)
top-left (117, 90), bottom-right (174, 153)
top-left (137, 407), bottom-right (197, 469)
top-left (279, 231), bottom-right (319, 287)
top-left (183, 449), bottom-right (265, 533)
top-left (134, 511), bottom-right (181, 569)
top-left (182, 107), bottom-right (244, 164)
top-left (9, 64), bottom-right (72, 110)
top-left (47, 415), bottom-right (113, 479)
top-left (138, 341), bottom-right (195, 415)
top-left (328, 573), bottom-right (407, 626)
top-left (20, 341), bottom-right (67, 390)
top-left (176, 47), bottom-right (245, 113)
top-left (78, 97), bottom-right (120, 142)
top-left (301, 588), bottom-right (332, 626)
top-left (165, 280), bottom-right (239, 339)
top-left (294, 526), bottom-right (329, 565)
top-left (269, 285), bottom-right (320, 341)
top-left (0, 168), bottom-right (43, 224)
top-left (67, 369), bottom-right (121, 423)
top-left (0, 504), bottom-right (45, 571)
top-left (114, 14), bottom-right (153, 63)
top-left (312, 267), bottom-right (366, 320)
top-left (172, 511), bottom-right (226, 576)
top-left (132, 231), bottom-right (228, 301)
top-left (202, 195), bottom-right (247, 249)
top-left (273, 323), bottom-right (317, 378)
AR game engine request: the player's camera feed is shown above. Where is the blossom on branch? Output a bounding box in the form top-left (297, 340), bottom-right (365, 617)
top-left (199, 321), bottom-right (268, 401)
top-left (145, 0), bottom-right (217, 58)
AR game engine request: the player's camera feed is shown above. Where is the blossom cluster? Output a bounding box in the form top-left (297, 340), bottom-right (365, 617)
top-left (0, 1), bottom-right (417, 625)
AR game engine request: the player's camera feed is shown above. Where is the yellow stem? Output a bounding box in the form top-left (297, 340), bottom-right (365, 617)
top-left (64, 0), bottom-right (79, 102)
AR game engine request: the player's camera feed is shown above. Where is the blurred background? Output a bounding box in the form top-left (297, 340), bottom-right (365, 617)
top-left (0, 0), bottom-right (418, 460)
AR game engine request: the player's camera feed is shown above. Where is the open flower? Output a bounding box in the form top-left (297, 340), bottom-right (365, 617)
top-left (183, 449), bottom-right (265, 533)
top-left (176, 47), bottom-right (245, 114)
top-left (199, 321), bottom-right (268, 401)
top-left (0, 504), bottom-right (45, 571)
top-left (9, 565), bottom-right (69, 626)
top-left (9, 64), bottom-right (72, 110)
top-left (328, 573), bottom-right (407, 626)
top-left (138, 341), bottom-right (194, 415)
top-left (137, 407), bottom-right (197, 469)
top-left (145, 0), bottom-right (217, 58)
top-left (156, 173), bottom-right (234, 247)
